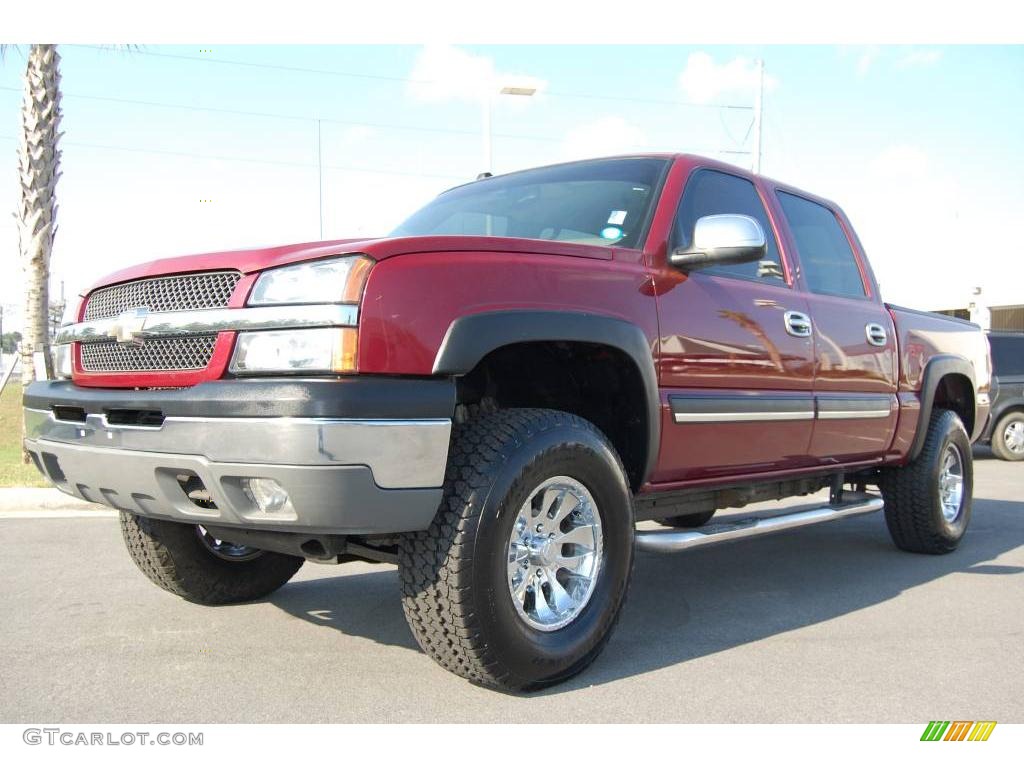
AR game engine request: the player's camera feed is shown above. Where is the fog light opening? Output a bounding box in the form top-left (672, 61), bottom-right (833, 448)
top-left (175, 473), bottom-right (217, 510)
top-left (300, 539), bottom-right (328, 558)
top-left (41, 452), bottom-right (67, 484)
top-left (242, 478), bottom-right (294, 516)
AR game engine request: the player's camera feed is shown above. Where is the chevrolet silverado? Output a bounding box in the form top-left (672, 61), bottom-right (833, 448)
top-left (24, 154), bottom-right (992, 691)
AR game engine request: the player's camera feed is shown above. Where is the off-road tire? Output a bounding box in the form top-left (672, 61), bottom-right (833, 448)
top-left (880, 409), bottom-right (973, 554)
top-left (398, 408), bottom-right (634, 691)
top-left (120, 512), bottom-right (304, 604)
top-left (657, 510), bottom-right (715, 528)
top-left (990, 410), bottom-right (1024, 461)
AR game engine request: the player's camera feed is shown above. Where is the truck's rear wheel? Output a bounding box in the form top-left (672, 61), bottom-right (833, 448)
top-left (120, 513), bottom-right (304, 604)
top-left (398, 408), bottom-right (634, 691)
top-left (657, 510), bottom-right (715, 528)
top-left (990, 410), bottom-right (1024, 461)
top-left (880, 409), bottom-right (973, 554)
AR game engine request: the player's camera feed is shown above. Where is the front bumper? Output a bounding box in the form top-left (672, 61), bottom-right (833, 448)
top-left (23, 378), bottom-right (454, 534)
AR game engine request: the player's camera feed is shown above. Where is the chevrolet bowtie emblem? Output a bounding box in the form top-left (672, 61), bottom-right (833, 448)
top-left (107, 307), bottom-right (149, 344)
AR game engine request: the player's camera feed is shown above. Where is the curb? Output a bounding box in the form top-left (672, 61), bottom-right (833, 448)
top-left (0, 486), bottom-right (109, 513)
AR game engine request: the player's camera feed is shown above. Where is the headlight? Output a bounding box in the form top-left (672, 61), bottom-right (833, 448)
top-left (229, 328), bottom-right (358, 374)
top-left (52, 344), bottom-right (73, 379)
top-left (52, 299), bottom-right (80, 379)
top-left (249, 256), bottom-right (373, 306)
top-left (60, 299), bottom-right (80, 326)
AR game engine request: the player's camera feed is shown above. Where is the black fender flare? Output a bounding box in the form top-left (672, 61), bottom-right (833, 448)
top-left (909, 354), bottom-right (977, 461)
top-left (432, 310), bottom-right (660, 485)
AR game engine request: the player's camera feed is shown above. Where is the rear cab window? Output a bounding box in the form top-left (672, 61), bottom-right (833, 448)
top-left (776, 191), bottom-right (867, 299)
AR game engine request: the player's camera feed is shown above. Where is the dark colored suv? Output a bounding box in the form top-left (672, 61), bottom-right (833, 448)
top-left (980, 332), bottom-right (1024, 460)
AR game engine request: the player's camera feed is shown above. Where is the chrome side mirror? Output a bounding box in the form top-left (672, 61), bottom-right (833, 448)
top-left (670, 214), bottom-right (767, 271)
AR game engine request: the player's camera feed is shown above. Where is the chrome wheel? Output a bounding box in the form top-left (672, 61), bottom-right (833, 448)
top-left (196, 525), bottom-right (262, 561)
top-left (939, 444), bottom-right (965, 522)
top-left (507, 475), bottom-right (603, 632)
top-left (1003, 419), bottom-right (1024, 454)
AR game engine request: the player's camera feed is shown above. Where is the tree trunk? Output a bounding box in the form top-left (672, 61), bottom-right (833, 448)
top-left (17, 44), bottom-right (62, 459)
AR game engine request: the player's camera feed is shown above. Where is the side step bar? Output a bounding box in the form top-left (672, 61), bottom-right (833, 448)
top-left (635, 494), bottom-right (884, 554)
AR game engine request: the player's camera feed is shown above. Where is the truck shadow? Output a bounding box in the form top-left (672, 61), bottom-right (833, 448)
top-left (267, 495), bottom-right (1024, 693)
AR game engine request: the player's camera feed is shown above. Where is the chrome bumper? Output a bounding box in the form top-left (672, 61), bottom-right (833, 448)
top-left (24, 408), bottom-right (451, 534)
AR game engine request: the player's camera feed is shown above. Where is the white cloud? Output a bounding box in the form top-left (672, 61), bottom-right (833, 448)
top-left (896, 49), bottom-right (943, 69)
top-left (560, 116), bottom-right (647, 161)
top-left (340, 125), bottom-right (374, 143)
top-left (845, 46), bottom-right (942, 77)
top-left (847, 145), bottom-right (966, 307)
top-left (856, 46), bottom-right (880, 77)
top-left (407, 44), bottom-right (545, 104)
top-left (867, 145), bottom-right (930, 180)
top-left (677, 52), bottom-right (778, 104)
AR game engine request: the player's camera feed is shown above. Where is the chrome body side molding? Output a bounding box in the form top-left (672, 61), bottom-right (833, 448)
top-left (670, 392), bottom-right (894, 424)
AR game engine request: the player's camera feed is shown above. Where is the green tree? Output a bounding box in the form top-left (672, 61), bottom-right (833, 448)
top-left (2, 332), bottom-right (23, 355)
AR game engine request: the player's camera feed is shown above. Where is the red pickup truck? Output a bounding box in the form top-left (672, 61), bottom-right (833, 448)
top-left (25, 154), bottom-right (991, 691)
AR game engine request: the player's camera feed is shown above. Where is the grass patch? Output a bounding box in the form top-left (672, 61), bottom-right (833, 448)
top-left (0, 381), bottom-right (48, 487)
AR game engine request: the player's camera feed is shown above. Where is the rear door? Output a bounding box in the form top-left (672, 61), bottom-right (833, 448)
top-left (772, 190), bottom-right (898, 463)
top-left (653, 168), bottom-right (817, 483)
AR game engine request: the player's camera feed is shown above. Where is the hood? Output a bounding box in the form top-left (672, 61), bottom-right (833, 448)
top-left (83, 235), bottom-right (619, 294)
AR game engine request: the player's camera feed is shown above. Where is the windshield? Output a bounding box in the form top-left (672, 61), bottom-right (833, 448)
top-left (390, 157), bottom-right (669, 249)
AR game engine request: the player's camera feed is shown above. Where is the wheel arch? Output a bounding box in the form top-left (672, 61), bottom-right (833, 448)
top-left (909, 355), bottom-right (977, 461)
top-left (432, 310), bottom-right (660, 489)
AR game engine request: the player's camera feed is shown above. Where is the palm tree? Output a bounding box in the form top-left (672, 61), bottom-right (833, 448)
top-left (16, 44), bottom-right (62, 387)
top-left (0, 43), bottom-right (62, 460)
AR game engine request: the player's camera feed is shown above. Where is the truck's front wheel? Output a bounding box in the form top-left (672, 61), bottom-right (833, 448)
top-left (120, 513), bottom-right (304, 604)
top-left (398, 408), bottom-right (634, 691)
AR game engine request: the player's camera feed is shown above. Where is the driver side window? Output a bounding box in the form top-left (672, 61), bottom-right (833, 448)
top-left (674, 169), bottom-right (785, 283)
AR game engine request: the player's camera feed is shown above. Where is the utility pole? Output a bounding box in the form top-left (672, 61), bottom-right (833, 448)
top-left (315, 118), bottom-right (324, 240)
top-left (752, 59), bottom-right (764, 174)
top-left (481, 91), bottom-right (493, 177)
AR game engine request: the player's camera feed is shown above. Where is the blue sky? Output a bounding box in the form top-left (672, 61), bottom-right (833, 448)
top-left (1, 44), bottom-right (1022, 319)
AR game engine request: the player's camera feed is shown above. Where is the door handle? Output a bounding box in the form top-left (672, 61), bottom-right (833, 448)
top-left (784, 310), bottom-right (813, 337)
top-left (865, 323), bottom-right (888, 347)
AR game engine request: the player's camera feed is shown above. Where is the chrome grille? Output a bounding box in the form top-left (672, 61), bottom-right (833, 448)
top-left (83, 271), bottom-right (240, 321)
top-left (80, 336), bottom-right (218, 372)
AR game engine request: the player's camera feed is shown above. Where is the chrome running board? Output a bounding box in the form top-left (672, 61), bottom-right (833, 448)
top-left (635, 494), bottom-right (884, 554)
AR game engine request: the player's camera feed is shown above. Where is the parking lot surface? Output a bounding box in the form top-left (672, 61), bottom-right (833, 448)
top-left (1, 450), bottom-right (1021, 723)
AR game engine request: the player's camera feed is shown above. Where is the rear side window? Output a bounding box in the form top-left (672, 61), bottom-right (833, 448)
top-left (989, 335), bottom-right (1024, 377)
top-left (674, 169), bottom-right (786, 283)
top-left (777, 192), bottom-right (867, 299)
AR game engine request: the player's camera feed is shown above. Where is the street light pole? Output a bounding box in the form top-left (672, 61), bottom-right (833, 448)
top-left (481, 84), bottom-right (537, 177)
top-left (482, 91), bottom-right (493, 176)
top-left (752, 59), bottom-right (764, 174)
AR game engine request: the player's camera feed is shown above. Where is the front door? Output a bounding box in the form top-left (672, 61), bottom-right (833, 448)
top-left (652, 168), bottom-right (817, 484)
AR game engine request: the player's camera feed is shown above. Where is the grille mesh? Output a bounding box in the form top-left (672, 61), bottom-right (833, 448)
top-left (80, 336), bottom-right (219, 372)
top-left (83, 272), bottom-right (240, 321)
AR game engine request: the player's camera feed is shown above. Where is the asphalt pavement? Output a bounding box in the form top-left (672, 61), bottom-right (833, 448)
top-left (1, 450), bottom-right (1021, 723)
